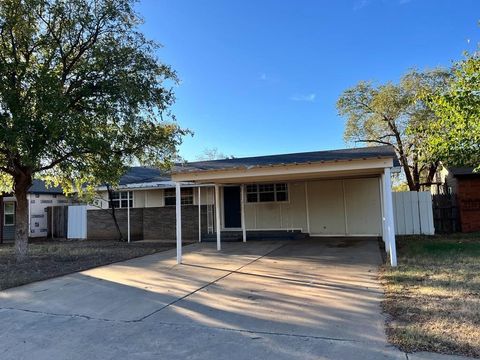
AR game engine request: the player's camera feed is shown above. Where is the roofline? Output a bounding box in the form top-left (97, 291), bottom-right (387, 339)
top-left (172, 155), bottom-right (396, 175)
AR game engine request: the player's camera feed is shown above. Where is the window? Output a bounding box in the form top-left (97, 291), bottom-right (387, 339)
top-left (246, 183), bottom-right (288, 203)
top-left (4, 202), bottom-right (15, 226)
top-left (164, 188), bottom-right (194, 206)
top-left (108, 191), bottom-right (133, 208)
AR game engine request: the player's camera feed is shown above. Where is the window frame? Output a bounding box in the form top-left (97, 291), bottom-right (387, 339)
top-left (4, 202), bottom-right (15, 226)
top-left (164, 187), bottom-right (194, 206)
top-left (245, 183), bottom-right (289, 203)
top-left (108, 191), bottom-right (134, 209)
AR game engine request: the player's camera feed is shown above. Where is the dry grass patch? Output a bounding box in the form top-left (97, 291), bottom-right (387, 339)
top-left (382, 233), bottom-right (480, 358)
top-left (0, 240), bottom-right (176, 290)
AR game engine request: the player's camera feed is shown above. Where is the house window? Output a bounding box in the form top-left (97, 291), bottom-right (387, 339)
top-left (246, 183), bottom-right (288, 203)
top-left (108, 191), bottom-right (133, 208)
top-left (164, 188), bottom-right (194, 206)
top-left (4, 202), bottom-right (15, 226)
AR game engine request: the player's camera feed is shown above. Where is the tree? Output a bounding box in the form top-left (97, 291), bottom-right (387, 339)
top-left (196, 147), bottom-right (233, 161)
top-left (0, 0), bottom-right (186, 260)
top-left (337, 69), bottom-right (451, 191)
top-left (421, 54), bottom-right (480, 169)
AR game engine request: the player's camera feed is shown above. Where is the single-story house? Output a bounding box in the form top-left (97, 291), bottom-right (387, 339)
top-left (169, 145), bottom-right (400, 266)
top-left (0, 180), bottom-right (71, 242)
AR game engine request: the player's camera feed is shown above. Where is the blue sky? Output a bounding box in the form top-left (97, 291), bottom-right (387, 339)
top-left (136, 0), bottom-right (479, 161)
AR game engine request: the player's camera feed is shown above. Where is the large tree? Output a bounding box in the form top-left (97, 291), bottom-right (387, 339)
top-left (0, 0), bottom-right (186, 260)
top-left (337, 69), bottom-right (451, 191)
top-left (421, 54), bottom-right (480, 169)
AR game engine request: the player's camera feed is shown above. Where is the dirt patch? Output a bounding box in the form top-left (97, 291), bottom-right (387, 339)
top-left (381, 233), bottom-right (480, 358)
top-left (0, 240), bottom-right (177, 290)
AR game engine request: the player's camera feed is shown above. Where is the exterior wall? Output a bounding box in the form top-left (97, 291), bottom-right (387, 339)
top-left (29, 193), bottom-right (71, 238)
top-left (457, 177), bottom-right (480, 232)
top-left (87, 205), bottom-right (208, 241)
top-left (1, 193), bottom-right (70, 240)
top-left (243, 178), bottom-right (382, 236)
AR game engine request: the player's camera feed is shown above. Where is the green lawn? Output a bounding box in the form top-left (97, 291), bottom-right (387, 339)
top-left (382, 233), bottom-right (480, 358)
top-left (0, 240), bottom-right (175, 290)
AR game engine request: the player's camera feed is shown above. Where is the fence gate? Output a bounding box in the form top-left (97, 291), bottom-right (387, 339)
top-left (47, 206), bottom-right (68, 239)
top-left (432, 194), bottom-right (460, 233)
top-left (392, 191), bottom-right (435, 235)
top-left (67, 205), bottom-right (87, 239)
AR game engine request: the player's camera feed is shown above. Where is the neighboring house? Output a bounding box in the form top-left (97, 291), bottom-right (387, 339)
top-left (431, 166), bottom-right (480, 232)
top-left (0, 180), bottom-right (71, 242)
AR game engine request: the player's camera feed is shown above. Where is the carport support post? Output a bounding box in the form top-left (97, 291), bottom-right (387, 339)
top-left (175, 182), bottom-right (182, 264)
top-left (198, 186), bottom-right (201, 242)
top-left (241, 184), bottom-right (246, 242)
top-left (383, 168), bottom-right (397, 267)
top-left (380, 174), bottom-right (388, 250)
top-left (215, 184), bottom-right (221, 251)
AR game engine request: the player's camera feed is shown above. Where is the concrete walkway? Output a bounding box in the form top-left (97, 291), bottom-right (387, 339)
top-left (0, 239), bottom-right (471, 360)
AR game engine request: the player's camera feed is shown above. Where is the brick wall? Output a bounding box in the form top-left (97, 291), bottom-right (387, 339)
top-left (87, 208), bottom-right (144, 241)
top-left (87, 205), bottom-right (208, 241)
top-left (457, 177), bottom-right (480, 232)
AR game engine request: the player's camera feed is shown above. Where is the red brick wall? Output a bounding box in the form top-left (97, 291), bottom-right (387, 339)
top-left (457, 177), bottom-right (480, 232)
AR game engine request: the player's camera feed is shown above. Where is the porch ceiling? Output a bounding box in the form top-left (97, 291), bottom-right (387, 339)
top-left (171, 158), bottom-right (393, 184)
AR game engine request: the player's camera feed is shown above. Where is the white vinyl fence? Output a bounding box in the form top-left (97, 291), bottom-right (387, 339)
top-left (67, 205), bottom-right (87, 239)
top-left (393, 191), bottom-right (435, 235)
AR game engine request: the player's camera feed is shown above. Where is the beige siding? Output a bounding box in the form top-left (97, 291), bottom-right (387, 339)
top-left (145, 189), bottom-right (163, 207)
top-left (307, 180), bottom-right (346, 235)
top-left (344, 178), bottom-right (382, 235)
top-left (244, 182), bottom-right (307, 231)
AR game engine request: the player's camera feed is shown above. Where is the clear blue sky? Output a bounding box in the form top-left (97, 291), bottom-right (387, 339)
top-left (136, 0), bottom-right (479, 161)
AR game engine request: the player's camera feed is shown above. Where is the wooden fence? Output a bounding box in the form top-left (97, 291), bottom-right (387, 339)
top-left (393, 191), bottom-right (435, 235)
top-left (431, 194), bottom-right (460, 233)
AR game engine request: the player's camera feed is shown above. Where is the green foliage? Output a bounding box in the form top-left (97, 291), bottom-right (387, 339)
top-left (421, 54), bottom-right (480, 169)
top-left (0, 0), bottom-right (187, 193)
top-left (337, 69), bottom-right (451, 190)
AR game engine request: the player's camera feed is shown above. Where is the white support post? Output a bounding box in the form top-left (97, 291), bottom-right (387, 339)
top-left (304, 182), bottom-right (310, 234)
top-left (383, 168), bottom-right (397, 267)
top-left (176, 182), bottom-right (182, 264)
top-left (198, 186), bottom-right (202, 243)
top-left (127, 191), bottom-right (131, 244)
top-left (214, 184), bottom-right (221, 251)
top-left (241, 184), bottom-right (246, 242)
top-left (380, 174), bottom-right (388, 248)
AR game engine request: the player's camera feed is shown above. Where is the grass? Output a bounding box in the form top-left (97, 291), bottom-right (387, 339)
top-left (0, 239), bottom-right (176, 290)
top-left (382, 233), bottom-right (480, 358)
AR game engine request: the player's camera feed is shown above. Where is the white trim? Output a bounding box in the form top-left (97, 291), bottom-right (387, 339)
top-left (214, 184), bottom-right (221, 251)
top-left (304, 182), bottom-right (310, 233)
top-left (198, 186), bottom-right (201, 243)
top-left (383, 168), bottom-right (397, 266)
top-left (127, 191), bottom-right (131, 243)
top-left (175, 182), bottom-right (182, 264)
top-left (241, 184), bottom-right (246, 242)
top-left (342, 180), bottom-right (348, 235)
top-left (172, 158), bottom-right (394, 183)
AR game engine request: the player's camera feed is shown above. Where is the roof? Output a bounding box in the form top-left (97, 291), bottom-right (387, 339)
top-left (449, 167), bottom-right (480, 177)
top-left (174, 145), bottom-right (400, 173)
top-left (29, 180), bottom-right (64, 194)
top-left (118, 166), bottom-right (171, 185)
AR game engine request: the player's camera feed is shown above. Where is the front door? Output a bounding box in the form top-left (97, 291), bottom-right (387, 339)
top-left (223, 186), bottom-right (241, 228)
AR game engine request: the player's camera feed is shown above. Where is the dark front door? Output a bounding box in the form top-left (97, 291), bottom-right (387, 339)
top-left (224, 186), bottom-right (241, 228)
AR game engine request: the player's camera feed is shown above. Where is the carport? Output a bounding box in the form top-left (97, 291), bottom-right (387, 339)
top-left (171, 145), bottom-right (399, 266)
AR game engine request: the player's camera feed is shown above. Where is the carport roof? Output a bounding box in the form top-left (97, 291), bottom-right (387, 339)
top-left (173, 145), bottom-right (399, 174)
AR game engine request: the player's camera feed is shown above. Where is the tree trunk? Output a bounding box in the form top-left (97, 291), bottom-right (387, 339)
top-left (13, 173), bottom-right (32, 261)
top-left (106, 185), bottom-right (124, 241)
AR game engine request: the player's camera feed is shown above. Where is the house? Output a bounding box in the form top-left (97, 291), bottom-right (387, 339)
top-left (72, 145), bottom-right (400, 265)
top-left (170, 145), bottom-right (400, 266)
top-left (0, 180), bottom-right (71, 242)
top-left (432, 166), bottom-right (480, 232)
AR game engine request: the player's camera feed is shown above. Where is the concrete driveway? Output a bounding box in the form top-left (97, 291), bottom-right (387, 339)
top-left (0, 239), bottom-right (467, 360)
